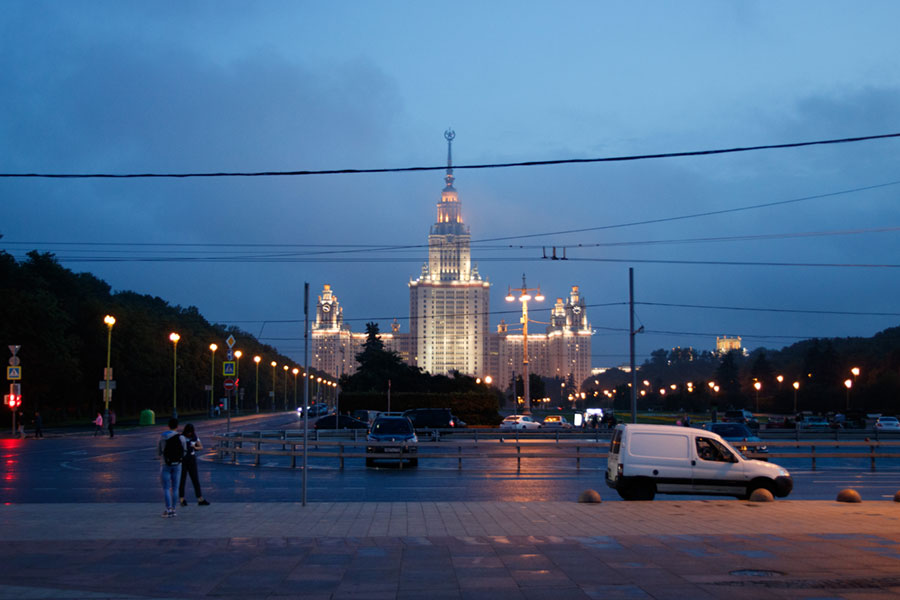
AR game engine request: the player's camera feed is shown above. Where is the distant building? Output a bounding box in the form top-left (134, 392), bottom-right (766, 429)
top-left (716, 336), bottom-right (743, 355)
top-left (311, 131), bottom-right (592, 389)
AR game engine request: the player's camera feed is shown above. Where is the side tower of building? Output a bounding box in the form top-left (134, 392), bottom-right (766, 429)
top-left (408, 130), bottom-right (490, 376)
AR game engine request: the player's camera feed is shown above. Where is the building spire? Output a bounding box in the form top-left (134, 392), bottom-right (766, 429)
top-left (444, 128), bottom-right (455, 191)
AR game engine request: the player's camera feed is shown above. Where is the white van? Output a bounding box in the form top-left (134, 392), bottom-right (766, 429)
top-left (605, 424), bottom-right (792, 501)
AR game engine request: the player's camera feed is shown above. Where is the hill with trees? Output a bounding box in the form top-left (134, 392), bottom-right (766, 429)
top-left (0, 251), bottom-right (299, 424)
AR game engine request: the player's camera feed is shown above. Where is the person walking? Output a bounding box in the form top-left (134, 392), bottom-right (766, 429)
top-left (158, 417), bottom-right (186, 518)
top-left (178, 423), bottom-right (210, 507)
top-left (92, 412), bottom-right (103, 436)
top-left (33, 411), bottom-right (43, 438)
top-left (108, 410), bottom-right (116, 438)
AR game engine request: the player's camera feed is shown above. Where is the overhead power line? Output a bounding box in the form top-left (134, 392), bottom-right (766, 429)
top-left (638, 302), bottom-right (900, 317)
top-left (2, 132), bottom-right (899, 179)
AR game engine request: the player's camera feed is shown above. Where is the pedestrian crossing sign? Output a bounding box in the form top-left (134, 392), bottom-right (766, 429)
top-left (223, 361), bottom-right (236, 376)
top-left (7, 366), bottom-right (21, 380)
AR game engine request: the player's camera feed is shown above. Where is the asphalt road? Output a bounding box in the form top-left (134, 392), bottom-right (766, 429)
top-left (2, 412), bottom-right (899, 504)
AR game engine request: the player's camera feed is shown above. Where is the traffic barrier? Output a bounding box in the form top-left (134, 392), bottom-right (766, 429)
top-left (211, 431), bottom-right (900, 471)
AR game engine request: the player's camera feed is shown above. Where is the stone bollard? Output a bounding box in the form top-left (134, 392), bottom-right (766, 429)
top-left (836, 488), bottom-right (862, 503)
top-left (749, 488), bottom-right (774, 502)
top-left (578, 489), bottom-right (602, 503)
top-left (894, 491), bottom-right (900, 503)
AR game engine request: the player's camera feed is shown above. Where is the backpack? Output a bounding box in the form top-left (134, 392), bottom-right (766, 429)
top-left (163, 434), bottom-right (184, 466)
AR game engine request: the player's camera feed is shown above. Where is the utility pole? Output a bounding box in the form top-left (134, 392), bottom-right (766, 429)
top-left (302, 283), bottom-right (310, 507)
top-left (629, 268), bottom-right (637, 424)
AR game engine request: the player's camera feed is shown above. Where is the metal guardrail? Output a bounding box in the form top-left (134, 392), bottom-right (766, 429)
top-left (211, 430), bottom-right (900, 471)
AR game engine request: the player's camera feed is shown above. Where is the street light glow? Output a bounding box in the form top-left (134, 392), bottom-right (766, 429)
top-left (104, 315), bottom-right (116, 327)
top-left (844, 379), bottom-right (853, 389)
top-left (169, 332), bottom-right (180, 343)
top-left (210, 343), bottom-right (217, 352)
top-left (253, 355), bottom-right (261, 364)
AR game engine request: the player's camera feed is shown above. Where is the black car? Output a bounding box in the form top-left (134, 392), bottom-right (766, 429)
top-left (366, 415), bottom-right (418, 467)
top-left (403, 408), bottom-right (465, 429)
top-left (313, 415), bottom-right (369, 430)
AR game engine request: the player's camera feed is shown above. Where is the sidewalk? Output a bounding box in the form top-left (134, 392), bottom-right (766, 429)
top-left (2, 501), bottom-right (900, 599)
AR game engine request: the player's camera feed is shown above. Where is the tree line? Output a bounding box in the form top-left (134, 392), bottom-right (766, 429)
top-left (584, 330), bottom-right (900, 416)
top-left (0, 251), bottom-right (311, 424)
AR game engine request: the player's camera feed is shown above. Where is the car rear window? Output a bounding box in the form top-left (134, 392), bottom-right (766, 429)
top-left (609, 429), bottom-right (622, 455)
top-left (372, 419), bottom-right (413, 435)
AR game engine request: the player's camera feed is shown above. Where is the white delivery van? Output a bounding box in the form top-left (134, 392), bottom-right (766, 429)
top-left (605, 424), bottom-right (792, 501)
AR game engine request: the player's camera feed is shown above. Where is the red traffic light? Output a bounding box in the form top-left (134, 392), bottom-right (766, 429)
top-left (5, 394), bottom-right (20, 408)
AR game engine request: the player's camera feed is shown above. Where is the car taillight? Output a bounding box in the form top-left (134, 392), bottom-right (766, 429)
top-left (450, 419), bottom-right (455, 427)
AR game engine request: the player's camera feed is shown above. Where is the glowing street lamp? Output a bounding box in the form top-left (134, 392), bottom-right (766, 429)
top-left (209, 343), bottom-right (218, 416)
top-left (253, 356), bottom-right (261, 413)
top-left (792, 381), bottom-right (800, 413)
top-left (292, 367), bottom-right (299, 408)
top-left (505, 274), bottom-right (544, 415)
top-left (753, 380), bottom-right (762, 413)
top-left (844, 378), bottom-right (853, 410)
top-left (102, 315), bottom-right (116, 428)
top-left (169, 332), bottom-right (180, 418)
top-left (484, 375), bottom-right (492, 386)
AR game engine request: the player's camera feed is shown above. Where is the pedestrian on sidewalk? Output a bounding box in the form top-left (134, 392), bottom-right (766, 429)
top-left (17, 410), bottom-right (25, 438)
top-left (32, 411), bottom-right (43, 438)
top-left (92, 412), bottom-right (103, 436)
top-left (178, 423), bottom-right (210, 507)
top-left (108, 410), bottom-right (116, 438)
top-left (158, 417), bottom-right (186, 518)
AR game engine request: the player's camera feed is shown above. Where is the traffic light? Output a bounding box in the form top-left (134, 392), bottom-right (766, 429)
top-left (4, 394), bottom-right (20, 408)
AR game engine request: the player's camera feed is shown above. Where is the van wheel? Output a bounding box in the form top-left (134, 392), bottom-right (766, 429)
top-left (620, 479), bottom-right (656, 501)
top-left (742, 478), bottom-right (774, 500)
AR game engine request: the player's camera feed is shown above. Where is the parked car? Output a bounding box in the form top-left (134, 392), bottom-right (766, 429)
top-left (799, 415), bottom-right (830, 430)
top-left (403, 408), bottom-right (465, 429)
top-left (366, 415), bottom-right (418, 467)
top-left (605, 424), bottom-right (792, 501)
top-left (314, 415), bottom-right (369, 430)
top-left (723, 409), bottom-right (758, 428)
top-left (874, 416), bottom-right (900, 431)
top-left (499, 415), bottom-right (542, 430)
top-left (541, 415), bottom-right (574, 430)
top-left (352, 409), bottom-right (381, 425)
top-left (701, 422), bottom-right (767, 457)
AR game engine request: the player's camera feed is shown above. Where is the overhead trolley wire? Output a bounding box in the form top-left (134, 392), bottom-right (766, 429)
top-left (2, 132), bottom-right (899, 179)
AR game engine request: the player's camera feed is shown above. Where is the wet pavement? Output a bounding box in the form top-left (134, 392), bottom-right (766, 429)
top-left (3, 500), bottom-right (900, 599)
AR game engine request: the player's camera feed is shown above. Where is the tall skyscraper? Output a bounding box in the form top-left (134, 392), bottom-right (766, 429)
top-left (408, 129), bottom-right (490, 376)
top-left (311, 131), bottom-right (592, 393)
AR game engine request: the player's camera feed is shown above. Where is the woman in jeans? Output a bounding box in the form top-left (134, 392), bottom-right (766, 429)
top-left (178, 423), bottom-right (210, 506)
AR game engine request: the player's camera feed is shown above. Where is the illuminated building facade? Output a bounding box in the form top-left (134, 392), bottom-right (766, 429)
top-left (408, 129), bottom-right (490, 376)
top-left (311, 131), bottom-right (592, 389)
top-left (492, 286), bottom-right (593, 389)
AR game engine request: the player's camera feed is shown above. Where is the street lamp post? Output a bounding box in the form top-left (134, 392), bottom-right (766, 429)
top-left (234, 350), bottom-right (242, 414)
top-left (103, 315), bottom-right (115, 429)
top-left (753, 381), bottom-right (762, 413)
top-left (209, 344), bottom-right (217, 417)
top-left (792, 381), bottom-right (800, 414)
top-left (316, 377), bottom-right (322, 407)
top-left (292, 368), bottom-right (299, 408)
top-left (283, 365), bottom-right (289, 411)
top-left (253, 356), bottom-right (261, 413)
top-left (169, 332), bottom-right (180, 418)
top-left (505, 274), bottom-right (544, 415)
top-left (844, 379), bottom-right (853, 410)
top-left (270, 361), bottom-right (277, 411)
